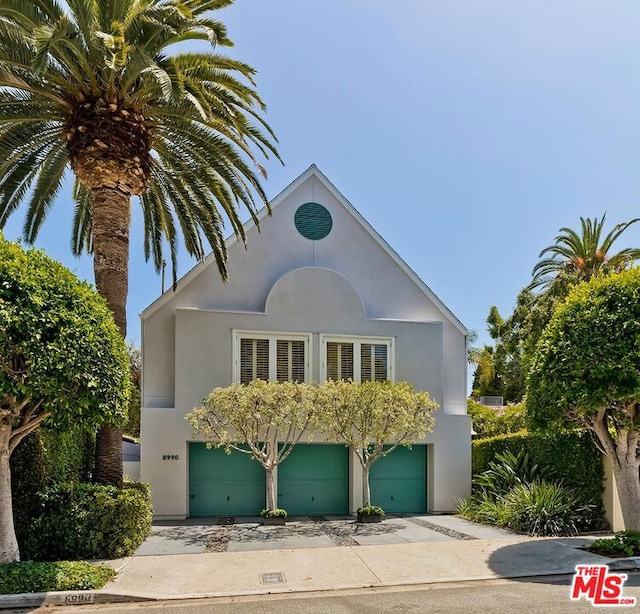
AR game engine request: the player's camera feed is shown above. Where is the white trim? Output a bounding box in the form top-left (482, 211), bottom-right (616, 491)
top-left (320, 334), bottom-right (395, 383)
top-left (232, 329), bottom-right (312, 383)
top-left (140, 165), bottom-right (467, 335)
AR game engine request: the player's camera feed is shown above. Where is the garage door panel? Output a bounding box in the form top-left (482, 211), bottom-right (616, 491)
top-left (189, 443), bottom-right (265, 516)
top-left (370, 445), bottom-right (426, 513)
top-left (277, 478), bottom-right (347, 515)
top-left (278, 445), bottom-right (348, 515)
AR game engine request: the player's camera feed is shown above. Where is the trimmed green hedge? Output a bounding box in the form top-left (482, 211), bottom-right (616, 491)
top-left (472, 430), bottom-right (604, 520)
top-left (22, 482), bottom-right (152, 561)
top-left (10, 427), bottom-right (96, 552)
top-left (0, 561), bottom-right (114, 594)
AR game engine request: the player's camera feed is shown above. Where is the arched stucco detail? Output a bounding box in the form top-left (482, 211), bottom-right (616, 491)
top-left (265, 267), bottom-right (366, 324)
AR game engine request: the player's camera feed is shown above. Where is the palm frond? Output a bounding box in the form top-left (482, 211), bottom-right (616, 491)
top-left (530, 215), bottom-right (640, 293)
top-left (0, 0), bottom-right (280, 283)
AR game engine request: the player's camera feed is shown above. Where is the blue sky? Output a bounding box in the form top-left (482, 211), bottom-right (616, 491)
top-left (4, 1), bottom-right (640, 349)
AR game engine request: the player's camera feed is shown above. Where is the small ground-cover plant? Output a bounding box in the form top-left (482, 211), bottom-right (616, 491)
top-left (458, 448), bottom-right (595, 536)
top-left (0, 561), bottom-right (115, 594)
top-left (260, 508), bottom-right (288, 519)
top-left (588, 531), bottom-right (640, 558)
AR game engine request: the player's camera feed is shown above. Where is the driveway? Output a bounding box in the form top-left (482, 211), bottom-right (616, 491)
top-left (134, 514), bottom-right (515, 556)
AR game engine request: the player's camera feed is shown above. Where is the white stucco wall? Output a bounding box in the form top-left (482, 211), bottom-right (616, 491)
top-left (141, 167), bottom-right (470, 517)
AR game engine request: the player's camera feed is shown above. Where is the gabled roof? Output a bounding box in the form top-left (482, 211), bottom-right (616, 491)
top-left (140, 165), bottom-right (468, 335)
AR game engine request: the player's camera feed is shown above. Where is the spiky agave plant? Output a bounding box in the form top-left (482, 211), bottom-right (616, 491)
top-left (0, 0), bottom-right (280, 484)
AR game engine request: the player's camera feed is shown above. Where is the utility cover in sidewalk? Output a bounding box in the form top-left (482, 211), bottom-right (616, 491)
top-left (260, 572), bottom-right (286, 585)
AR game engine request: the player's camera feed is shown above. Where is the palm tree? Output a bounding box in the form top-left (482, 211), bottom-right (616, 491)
top-left (530, 215), bottom-right (640, 292)
top-left (0, 0), bottom-right (280, 485)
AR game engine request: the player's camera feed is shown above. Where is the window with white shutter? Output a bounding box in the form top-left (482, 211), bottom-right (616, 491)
top-left (240, 338), bottom-right (270, 383)
top-left (234, 331), bottom-right (310, 383)
top-left (326, 342), bottom-right (354, 381)
top-left (277, 339), bottom-right (306, 383)
top-left (321, 335), bottom-right (393, 383)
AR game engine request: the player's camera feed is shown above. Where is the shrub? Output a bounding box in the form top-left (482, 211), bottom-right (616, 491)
top-left (473, 449), bottom-right (548, 498)
top-left (458, 446), bottom-right (598, 536)
top-left (11, 427), bottom-right (96, 551)
top-left (472, 430), bottom-right (604, 523)
top-left (357, 505), bottom-right (385, 516)
top-left (260, 508), bottom-right (288, 518)
top-left (0, 561), bottom-right (115, 594)
top-left (589, 531), bottom-right (640, 557)
top-left (501, 480), bottom-right (594, 536)
top-left (22, 483), bottom-right (152, 561)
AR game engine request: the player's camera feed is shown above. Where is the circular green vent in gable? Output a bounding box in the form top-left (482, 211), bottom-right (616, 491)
top-left (294, 202), bottom-right (333, 240)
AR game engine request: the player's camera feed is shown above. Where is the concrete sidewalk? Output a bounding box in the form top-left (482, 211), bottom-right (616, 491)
top-left (1, 516), bottom-right (637, 610)
top-left (103, 535), bottom-right (615, 601)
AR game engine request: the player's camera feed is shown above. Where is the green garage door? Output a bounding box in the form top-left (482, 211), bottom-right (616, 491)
top-left (370, 445), bottom-right (427, 513)
top-left (278, 444), bottom-right (348, 515)
top-left (189, 443), bottom-right (265, 516)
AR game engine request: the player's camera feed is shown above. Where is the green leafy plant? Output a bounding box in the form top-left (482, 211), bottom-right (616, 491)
top-left (472, 431), bottom-right (605, 524)
top-left (473, 448), bottom-right (547, 497)
top-left (260, 508), bottom-right (288, 519)
top-left (356, 505), bottom-right (385, 516)
top-left (22, 483), bottom-right (152, 561)
top-left (458, 445), bottom-right (597, 536)
top-left (0, 237), bottom-right (130, 563)
top-left (527, 268), bottom-right (640, 530)
top-left (459, 480), bottom-right (593, 536)
top-left (501, 480), bottom-right (594, 536)
top-left (589, 531), bottom-right (640, 557)
top-left (0, 561), bottom-right (115, 594)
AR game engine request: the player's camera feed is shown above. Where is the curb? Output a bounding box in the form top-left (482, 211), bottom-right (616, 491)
top-left (0, 591), bottom-right (153, 610)
top-left (0, 567), bottom-right (625, 610)
top-left (609, 557), bottom-right (640, 572)
top-left (2, 558), bottom-right (637, 610)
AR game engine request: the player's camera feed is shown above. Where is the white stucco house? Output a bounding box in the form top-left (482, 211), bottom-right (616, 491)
top-left (140, 165), bottom-right (471, 518)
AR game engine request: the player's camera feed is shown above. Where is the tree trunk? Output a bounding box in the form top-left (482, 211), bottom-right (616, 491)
top-left (94, 425), bottom-right (124, 487)
top-left (91, 185), bottom-right (130, 486)
top-left (0, 429), bottom-right (19, 563)
top-left (266, 467), bottom-right (276, 510)
top-left (362, 464), bottom-right (371, 507)
top-left (91, 186), bottom-right (130, 337)
top-left (610, 452), bottom-right (640, 531)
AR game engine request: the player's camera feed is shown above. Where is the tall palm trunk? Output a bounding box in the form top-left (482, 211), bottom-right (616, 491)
top-left (91, 186), bottom-right (130, 486)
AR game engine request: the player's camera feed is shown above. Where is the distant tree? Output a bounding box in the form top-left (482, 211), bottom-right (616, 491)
top-left (187, 381), bottom-right (317, 512)
top-left (317, 381), bottom-right (438, 507)
top-left (0, 238), bottom-right (129, 563)
top-left (530, 215), bottom-right (640, 292)
top-left (471, 307), bottom-right (525, 403)
top-left (475, 216), bottom-right (640, 404)
top-left (466, 330), bottom-right (483, 365)
top-left (124, 345), bottom-right (141, 438)
top-left (527, 269), bottom-right (640, 530)
top-left (474, 271), bottom-right (587, 404)
top-left (467, 399), bottom-right (525, 439)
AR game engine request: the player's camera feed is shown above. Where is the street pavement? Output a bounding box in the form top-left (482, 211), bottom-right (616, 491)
top-left (1, 514), bottom-right (638, 610)
top-left (21, 575), bottom-right (640, 614)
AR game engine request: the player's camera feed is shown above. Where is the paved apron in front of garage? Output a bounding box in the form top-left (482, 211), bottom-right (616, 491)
top-left (135, 515), bottom-right (514, 556)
